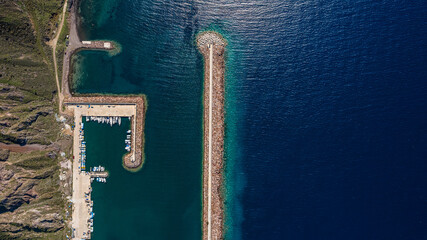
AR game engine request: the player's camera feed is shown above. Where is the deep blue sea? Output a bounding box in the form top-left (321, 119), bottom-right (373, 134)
top-left (74, 0), bottom-right (427, 239)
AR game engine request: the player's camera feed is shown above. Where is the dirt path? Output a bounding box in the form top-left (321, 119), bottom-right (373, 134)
top-left (50, 1), bottom-right (68, 113)
top-left (0, 143), bottom-right (48, 153)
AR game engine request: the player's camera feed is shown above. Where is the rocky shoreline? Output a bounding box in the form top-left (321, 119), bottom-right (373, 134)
top-left (197, 31), bottom-right (227, 240)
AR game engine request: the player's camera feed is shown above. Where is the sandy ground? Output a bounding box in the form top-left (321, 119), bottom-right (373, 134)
top-left (71, 113), bottom-right (91, 239)
top-left (0, 143), bottom-right (48, 152)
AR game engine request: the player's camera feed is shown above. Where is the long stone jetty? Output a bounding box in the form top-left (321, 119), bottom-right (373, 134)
top-left (197, 31), bottom-right (227, 240)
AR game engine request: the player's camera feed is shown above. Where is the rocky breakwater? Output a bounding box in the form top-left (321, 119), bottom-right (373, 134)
top-left (196, 31), bottom-right (227, 240)
top-left (64, 95), bottom-right (146, 171)
top-left (62, 40), bottom-right (116, 99)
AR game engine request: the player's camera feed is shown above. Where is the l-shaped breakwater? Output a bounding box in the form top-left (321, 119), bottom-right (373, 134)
top-left (64, 96), bottom-right (146, 170)
top-left (61, 7), bottom-right (114, 99)
top-left (197, 32), bottom-right (227, 240)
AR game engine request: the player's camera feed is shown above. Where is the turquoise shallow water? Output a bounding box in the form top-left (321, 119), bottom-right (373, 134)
top-left (75, 0), bottom-right (427, 239)
top-left (73, 0), bottom-right (244, 239)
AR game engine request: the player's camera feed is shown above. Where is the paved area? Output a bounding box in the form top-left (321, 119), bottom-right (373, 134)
top-left (65, 96), bottom-right (145, 169)
top-left (71, 113), bottom-right (92, 239)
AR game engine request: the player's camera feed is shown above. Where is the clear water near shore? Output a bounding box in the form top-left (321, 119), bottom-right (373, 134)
top-left (74, 1), bottom-right (205, 239)
top-left (74, 0), bottom-right (427, 239)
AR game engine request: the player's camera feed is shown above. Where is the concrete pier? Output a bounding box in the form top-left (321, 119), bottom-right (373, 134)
top-left (69, 98), bottom-right (146, 239)
top-left (71, 114), bottom-right (92, 239)
top-left (89, 171), bottom-right (109, 178)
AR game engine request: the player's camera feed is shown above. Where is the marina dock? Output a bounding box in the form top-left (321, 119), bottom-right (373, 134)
top-left (65, 95), bottom-right (146, 169)
top-left (68, 97), bottom-right (146, 239)
top-left (62, 3), bottom-right (146, 240)
top-left (71, 113), bottom-right (93, 239)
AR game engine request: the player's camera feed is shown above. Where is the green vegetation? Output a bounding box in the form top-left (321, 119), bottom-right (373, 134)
top-left (1, 151), bottom-right (67, 240)
top-left (0, 0), bottom-right (64, 145)
top-left (56, 10), bottom-right (69, 90)
top-left (0, 0), bottom-right (63, 98)
top-left (0, 0), bottom-right (71, 239)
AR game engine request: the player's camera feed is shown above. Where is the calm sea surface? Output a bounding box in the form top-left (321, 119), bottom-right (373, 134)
top-left (74, 0), bottom-right (427, 239)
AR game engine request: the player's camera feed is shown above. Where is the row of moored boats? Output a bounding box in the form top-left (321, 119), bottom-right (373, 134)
top-left (85, 116), bottom-right (127, 126)
top-left (125, 130), bottom-right (132, 152)
top-left (79, 122), bottom-right (86, 171)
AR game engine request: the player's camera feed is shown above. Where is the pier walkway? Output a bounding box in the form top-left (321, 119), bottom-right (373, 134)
top-left (71, 114), bottom-right (92, 239)
top-left (89, 171), bottom-right (109, 178)
top-left (61, 2), bottom-right (146, 240)
top-left (197, 32), bottom-right (227, 240)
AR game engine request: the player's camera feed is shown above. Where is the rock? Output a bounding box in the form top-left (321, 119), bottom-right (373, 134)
top-left (0, 121), bottom-right (11, 127)
top-left (0, 149), bottom-right (9, 161)
top-left (16, 110), bottom-right (49, 131)
top-left (0, 133), bottom-right (26, 145)
top-left (47, 151), bottom-right (56, 159)
top-left (0, 174), bottom-right (37, 213)
top-left (5, 93), bottom-right (24, 102)
top-left (32, 213), bottom-right (63, 232)
top-left (0, 164), bottom-right (14, 181)
top-left (0, 87), bottom-right (11, 93)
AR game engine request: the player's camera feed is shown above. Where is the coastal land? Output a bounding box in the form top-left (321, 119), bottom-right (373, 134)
top-left (197, 32), bottom-right (227, 240)
top-left (0, 0), bottom-right (73, 239)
